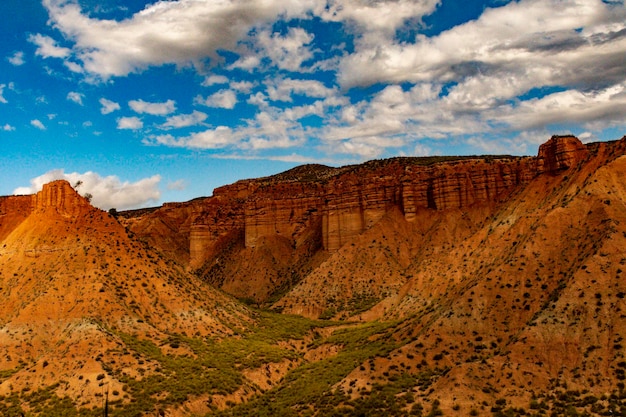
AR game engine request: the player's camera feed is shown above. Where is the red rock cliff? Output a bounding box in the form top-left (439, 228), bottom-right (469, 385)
top-left (537, 134), bottom-right (588, 174)
top-left (187, 155), bottom-right (538, 261)
top-left (0, 195), bottom-right (34, 241)
top-left (127, 135), bottom-right (593, 267)
top-left (33, 180), bottom-right (92, 216)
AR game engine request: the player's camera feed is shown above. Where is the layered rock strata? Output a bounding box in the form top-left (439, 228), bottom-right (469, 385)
top-left (195, 157), bottom-right (541, 255)
top-left (537, 134), bottom-right (588, 174)
top-left (0, 194), bottom-right (33, 241)
top-left (33, 180), bottom-right (92, 216)
top-left (120, 136), bottom-right (591, 268)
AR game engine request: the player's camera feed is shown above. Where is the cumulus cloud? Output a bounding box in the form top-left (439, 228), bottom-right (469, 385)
top-left (147, 90), bottom-right (343, 152)
top-left (67, 91), bottom-right (84, 105)
top-left (8, 51), bottom-right (25, 66)
top-left (202, 75), bottom-right (229, 86)
top-left (40, 0), bottom-right (315, 79)
top-left (309, 0), bottom-right (626, 157)
top-left (321, 0), bottom-right (439, 38)
top-left (29, 33), bottom-right (71, 59)
top-left (99, 98), bottom-right (120, 114)
top-left (230, 80), bottom-right (255, 93)
top-left (117, 116), bottom-right (143, 130)
top-left (338, 0), bottom-right (626, 90)
top-left (31, 119), bottom-right (46, 130)
top-left (129, 99), bottom-right (176, 115)
top-left (2, 124), bottom-right (15, 131)
top-left (161, 110), bottom-right (208, 129)
top-left (0, 84), bottom-right (7, 104)
top-left (195, 90), bottom-right (238, 109)
top-left (13, 169), bottom-right (161, 210)
top-left (32, 0), bottom-right (626, 161)
top-left (266, 78), bottom-right (336, 102)
top-left (255, 27), bottom-right (315, 71)
top-left (489, 83), bottom-right (626, 131)
top-left (148, 126), bottom-right (236, 149)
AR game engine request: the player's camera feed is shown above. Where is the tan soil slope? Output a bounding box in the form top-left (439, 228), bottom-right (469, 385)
top-left (327, 138), bottom-right (626, 411)
top-left (0, 181), bottom-right (250, 403)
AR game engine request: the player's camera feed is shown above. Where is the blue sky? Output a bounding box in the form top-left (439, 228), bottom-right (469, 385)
top-left (1, 0), bottom-right (625, 209)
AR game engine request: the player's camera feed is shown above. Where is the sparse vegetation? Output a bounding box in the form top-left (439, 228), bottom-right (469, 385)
top-left (2, 137), bottom-right (626, 415)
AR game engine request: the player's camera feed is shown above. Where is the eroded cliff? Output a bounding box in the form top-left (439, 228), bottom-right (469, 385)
top-left (121, 135), bottom-right (593, 304)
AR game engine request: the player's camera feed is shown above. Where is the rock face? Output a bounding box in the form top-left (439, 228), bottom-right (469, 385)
top-left (0, 194), bottom-right (33, 241)
top-left (122, 135), bottom-right (591, 302)
top-left (186, 156), bottom-right (537, 257)
top-left (537, 134), bottom-right (588, 174)
top-left (0, 181), bottom-right (92, 241)
top-left (33, 180), bottom-right (92, 216)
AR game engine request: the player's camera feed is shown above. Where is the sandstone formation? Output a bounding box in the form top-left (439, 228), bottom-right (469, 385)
top-left (537, 134), bottom-right (588, 174)
top-left (0, 180), bottom-right (251, 406)
top-left (123, 136), bottom-right (590, 304)
top-left (0, 194), bottom-right (32, 241)
top-left (32, 180), bottom-right (92, 215)
top-left (2, 135), bottom-right (626, 416)
top-left (0, 181), bottom-right (92, 241)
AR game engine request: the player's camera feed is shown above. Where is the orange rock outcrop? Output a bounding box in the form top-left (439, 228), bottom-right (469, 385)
top-left (186, 154), bottom-right (539, 257)
top-left (123, 136), bottom-right (592, 269)
top-left (33, 180), bottom-right (92, 216)
top-left (536, 134), bottom-right (588, 174)
top-left (0, 194), bottom-right (33, 241)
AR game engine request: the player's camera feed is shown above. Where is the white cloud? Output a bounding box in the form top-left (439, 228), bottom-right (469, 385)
top-left (41, 0), bottom-right (315, 79)
top-left (29, 33), bottom-right (71, 59)
top-left (33, 0), bottom-right (626, 161)
top-left (147, 91), bottom-right (344, 152)
top-left (230, 80), bottom-right (255, 93)
top-left (99, 98), bottom-right (120, 114)
top-left (490, 83), bottom-right (626, 131)
top-left (116, 116), bottom-right (143, 130)
top-left (202, 75), bottom-right (229, 86)
top-left (321, 0), bottom-right (439, 36)
top-left (129, 99), bottom-right (176, 115)
top-left (31, 119), bottom-right (46, 130)
top-left (2, 124), bottom-right (15, 131)
top-left (148, 126), bottom-right (236, 149)
top-left (305, 0), bottom-right (626, 158)
top-left (8, 51), bottom-right (25, 66)
top-left (67, 91), bottom-right (84, 105)
top-left (0, 84), bottom-right (7, 104)
top-left (64, 60), bottom-right (84, 73)
top-left (266, 78), bottom-right (336, 102)
top-left (229, 55), bottom-right (261, 71)
top-left (338, 0), bottom-right (626, 89)
top-left (255, 27), bottom-right (314, 71)
top-left (167, 179), bottom-right (187, 191)
top-left (195, 90), bottom-right (238, 109)
top-left (13, 169), bottom-right (161, 210)
top-left (161, 110), bottom-right (208, 129)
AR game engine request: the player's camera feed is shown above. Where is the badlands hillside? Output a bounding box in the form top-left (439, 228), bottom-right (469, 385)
top-left (1, 134), bottom-right (626, 416)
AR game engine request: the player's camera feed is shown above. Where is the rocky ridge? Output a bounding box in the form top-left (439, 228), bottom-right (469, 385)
top-left (2, 135), bottom-right (626, 416)
top-left (0, 181), bottom-right (251, 408)
top-left (124, 135), bottom-right (587, 304)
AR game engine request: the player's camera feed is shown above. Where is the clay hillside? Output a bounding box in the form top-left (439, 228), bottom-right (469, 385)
top-left (1, 134), bottom-right (626, 416)
top-left (0, 181), bottom-right (255, 415)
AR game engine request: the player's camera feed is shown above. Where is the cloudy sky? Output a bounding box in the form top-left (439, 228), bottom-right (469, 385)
top-left (1, 0), bottom-right (625, 209)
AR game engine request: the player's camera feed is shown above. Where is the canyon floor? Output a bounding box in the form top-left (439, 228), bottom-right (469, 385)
top-left (1, 135), bottom-right (626, 416)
